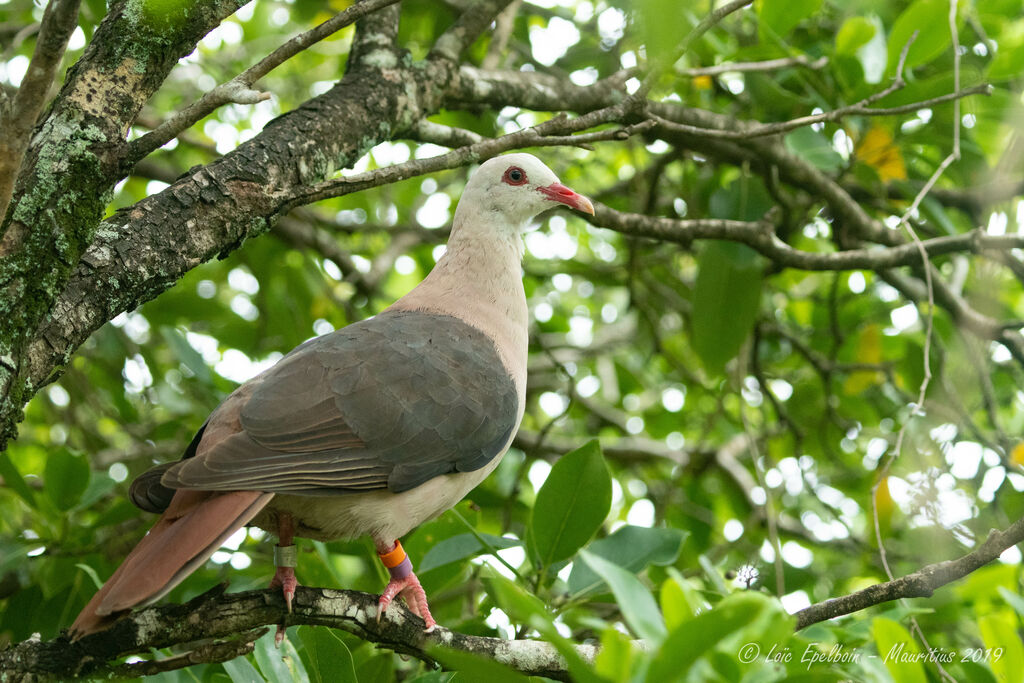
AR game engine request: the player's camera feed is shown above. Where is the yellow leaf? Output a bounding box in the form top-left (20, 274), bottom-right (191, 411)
top-left (874, 476), bottom-right (894, 531)
top-left (843, 323), bottom-right (883, 393)
top-left (1012, 443), bottom-right (1024, 467)
top-left (856, 125), bottom-right (907, 182)
top-left (693, 75), bottom-right (713, 90)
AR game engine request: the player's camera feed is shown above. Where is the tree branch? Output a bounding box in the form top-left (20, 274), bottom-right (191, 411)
top-left (125, 0), bottom-right (402, 164)
top-left (795, 516), bottom-right (1024, 629)
top-left (0, 0), bottom-right (81, 222)
top-left (0, 585), bottom-right (589, 681)
top-left (430, 0), bottom-right (517, 62)
top-left (589, 206), bottom-right (1024, 271)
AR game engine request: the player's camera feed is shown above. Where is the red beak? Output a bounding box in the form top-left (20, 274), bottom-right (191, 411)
top-left (538, 183), bottom-right (595, 215)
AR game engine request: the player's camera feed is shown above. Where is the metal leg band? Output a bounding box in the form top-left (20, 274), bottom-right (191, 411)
top-left (274, 544), bottom-right (298, 568)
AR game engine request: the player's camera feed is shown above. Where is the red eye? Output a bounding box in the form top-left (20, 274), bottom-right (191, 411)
top-left (502, 166), bottom-right (528, 185)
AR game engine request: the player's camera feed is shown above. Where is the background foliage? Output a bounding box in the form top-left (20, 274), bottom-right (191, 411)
top-left (2, 0), bottom-right (1024, 680)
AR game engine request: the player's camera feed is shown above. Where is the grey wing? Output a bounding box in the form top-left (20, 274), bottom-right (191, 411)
top-left (162, 310), bottom-right (520, 495)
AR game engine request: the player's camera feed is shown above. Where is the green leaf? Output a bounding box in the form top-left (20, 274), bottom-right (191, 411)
top-left (160, 325), bottom-right (214, 386)
top-left (431, 648), bottom-right (530, 683)
top-left (578, 549), bottom-right (666, 643)
top-left (997, 586), bottom-right (1024, 619)
top-left (568, 525), bottom-right (685, 596)
top-left (757, 0), bottom-right (822, 40)
top-left (871, 617), bottom-right (927, 683)
top-left (835, 17), bottom-right (876, 56)
top-left (528, 440), bottom-right (611, 570)
top-left (44, 449), bottom-right (91, 511)
top-left (988, 42), bottom-right (1024, 82)
top-left (691, 241), bottom-right (763, 375)
top-left (254, 630), bottom-right (308, 683)
top-left (980, 611), bottom-right (1024, 683)
top-left (0, 451), bottom-right (36, 508)
top-left (419, 533), bottom-right (521, 573)
top-left (636, 0), bottom-right (687, 64)
top-left (646, 592), bottom-right (792, 682)
top-left (785, 127), bottom-right (844, 172)
top-left (483, 573), bottom-right (606, 683)
top-left (887, 0), bottom-right (953, 74)
top-left (298, 626), bottom-right (356, 683)
top-left (223, 656), bottom-right (267, 683)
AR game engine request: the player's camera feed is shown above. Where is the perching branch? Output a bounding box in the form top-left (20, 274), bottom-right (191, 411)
top-left (0, 585), bottom-right (589, 681)
top-left (795, 515), bottom-right (1024, 630)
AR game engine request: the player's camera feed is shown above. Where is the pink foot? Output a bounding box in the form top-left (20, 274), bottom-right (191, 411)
top-left (269, 568), bottom-right (299, 646)
top-left (378, 571), bottom-right (436, 631)
top-left (269, 565), bottom-right (299, 612)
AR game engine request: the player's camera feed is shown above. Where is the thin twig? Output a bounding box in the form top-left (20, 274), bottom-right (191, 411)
top-left (679, 55), bottom-right (828, 77)
top-left (279, 114), bottom-right (654, 209)
top-left (870, 16), bottom-right (962, 683)
top-left (796, 514), bottom-right (1024, 630)
top-left (125, 0), bottom-right (401, 164)
top-left (637, 0), bottom-right (754, 97)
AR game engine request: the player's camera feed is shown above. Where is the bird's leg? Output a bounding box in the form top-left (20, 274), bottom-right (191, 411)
top-left (269, 513), bottom-right (299, 646)
top-left (376, 539), bottom-right (436, 631)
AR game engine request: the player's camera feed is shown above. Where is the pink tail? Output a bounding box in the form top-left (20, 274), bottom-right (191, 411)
top-left (70, 489), bottom-right (272, 639)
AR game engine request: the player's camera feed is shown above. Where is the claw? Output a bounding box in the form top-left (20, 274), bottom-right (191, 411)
top-left (269, 565), bottom-right (298, 613)
top-left (378, 571), bottom-right (437, 631)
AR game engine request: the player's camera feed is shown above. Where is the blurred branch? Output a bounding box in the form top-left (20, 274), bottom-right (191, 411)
top-left (407, 119), bottom-right (485, 148)
top-left (430, 0), bottom-right (516, 62)
top-left (0, 0), bottom-right (81, 221)
top-left (637, 0), bottom-right (754, 97)
top-left (1, 585), bottom-right (589, 681)
top-left (589, 205), bottom-right (1024, 271)
top-left (125, 0), bottom-right (401, 164)
top-left (795, 515), bottom-right (1024, 629)
top-left (679, 55), bottom-right (828, 77)
top-left (649, 84), bottom-right (990, 141)
top-left (280, 115), bottom-right (655, 208)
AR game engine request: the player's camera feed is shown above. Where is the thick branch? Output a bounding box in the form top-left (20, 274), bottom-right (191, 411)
top-left (0, 0), bottom-right (81, 222)
top-left (4, 29), bottom-right (460, 451)
top-left (0, 0), bottom-right (248, 447)
top-left (796, 516), bottom-right (1024, 629)
top-left (0, 585), bottom-right (588, 681)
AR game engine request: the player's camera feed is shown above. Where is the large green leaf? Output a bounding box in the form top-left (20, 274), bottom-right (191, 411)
top-left (757, 0), bottom-right (822, 40)
top-left (0, 451), bottom-right (36, 509)
top-left (887, 0), bottom-right (954, 73)
top-left (646, 592), bottom-right (793, 681)
top-left (785, 127), bottom-right (844, 172)
top-left (419, 532), bottom-right (521, 573)
top-left (223, 656), bottom-right (267, 683)
top-left (835, 16), bottom-right (876, 56)
top-left (980, 611), bottom-right (1024, 683)
top-left (432, 648), bottom-right (530, 683)
top-left (578, 549), bottom-right (666, 643)
top-left (44, 449), bottom-right (91, 511)
top-left (568, 525), bottom-right (686, 596)
top-left (871, 617), bottom-right (927, 683)
top-left (528, 440), bottom-right (611, 570)
top-left (298, 626), bottom-right (356, 683)
top-left (690, 240), bottom-right (763, 375)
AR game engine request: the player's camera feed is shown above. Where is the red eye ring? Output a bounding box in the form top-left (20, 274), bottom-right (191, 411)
top-left (502, 166), bottom-right (528, 185)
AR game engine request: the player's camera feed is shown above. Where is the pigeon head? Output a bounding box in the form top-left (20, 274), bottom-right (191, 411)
top-left (456, 153), bottom-right (594, 227)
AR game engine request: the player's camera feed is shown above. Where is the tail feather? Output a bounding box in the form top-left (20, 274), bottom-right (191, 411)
top-left (70, 489), bottom-right (273, 639)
